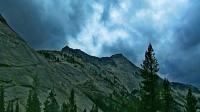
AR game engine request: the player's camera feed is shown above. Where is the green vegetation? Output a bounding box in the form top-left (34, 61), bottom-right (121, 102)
top-left (0, 44), bottom-right (199, 112)
top-left (0, 85), bottom-right (5, 112)
top-left (185, 88), bottom-right (198, 112)
top-left (15, 100), bottom-right (19, 112)
top-left (161, 79), bottom-right (175, 112)
top-left (139, 44), bottom-right (161, 112)
top-left (90, 104), bottom-right (98, 112)
top-left (26, 75), bottom-right (41, 112)
top-left (44, 90), bottom-right (59, 112)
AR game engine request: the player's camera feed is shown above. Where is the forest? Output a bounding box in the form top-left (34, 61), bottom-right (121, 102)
top-left (0, 44), bottom-right (198, 112)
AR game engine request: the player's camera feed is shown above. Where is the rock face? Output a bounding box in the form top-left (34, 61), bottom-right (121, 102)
top-left (0, 15), bottom-right (200, 112)
top-left (0, 14), bottom-right (7, 25)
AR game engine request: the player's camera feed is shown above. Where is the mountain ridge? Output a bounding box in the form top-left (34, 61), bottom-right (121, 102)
top-left (0, 14), bottom-right (200, 112)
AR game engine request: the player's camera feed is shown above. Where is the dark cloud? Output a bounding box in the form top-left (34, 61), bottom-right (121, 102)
top-left (0, 0), bottom-right (93, 49)
top-left (0, 0), bottom-right (200, 86)
top-left (175, 3), bottom-right (200, 50)
top-left (164, 1), bottom-right (200, 85)
top-left (102, 39), bottom-right (139, 63)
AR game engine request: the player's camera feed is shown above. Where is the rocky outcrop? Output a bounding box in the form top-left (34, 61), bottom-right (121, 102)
top-left (0, 15), bottom-right (200, 112)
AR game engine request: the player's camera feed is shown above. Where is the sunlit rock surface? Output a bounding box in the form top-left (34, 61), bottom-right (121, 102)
top-left (0, 15), bottom-right (199, 112)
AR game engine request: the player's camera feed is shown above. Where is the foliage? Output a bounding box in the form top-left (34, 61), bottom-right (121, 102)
top-left (44, 90), bottom-right (59, 112)
top-left (15, 100), bottom-right (19, 112)
top-left (0, 85), bottom-right (5, 112)
top-left (26, 75), bottom-right (41, 112)
top-left (1, 44), bottom-right (200, 112)
top-left (69, 89), bottom-right (77, 112)
top-left (139, 43), bottom-right (161, 112)
top-left (83, 109), bottom-right (87, 112)
top-left (185, 88), bottom-right (197, 112)
top-left (61, 102), bottom-right (68, 112)
top-left (161, 79), bottom-right (175, 112)
top-left (6, 101), bottom-right (14, 112)
top-left (90, 104), bottom-right (98, 112)
top-left (26, 90), bottom-right (32, 112)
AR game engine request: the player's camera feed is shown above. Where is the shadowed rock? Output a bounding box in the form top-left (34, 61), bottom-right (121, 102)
top-left (0, 14), bottom-right (7, 25)
top-left (0, 17), bottom-right (200, 112)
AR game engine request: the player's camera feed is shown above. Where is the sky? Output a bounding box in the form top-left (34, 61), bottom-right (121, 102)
top-left (0, 0), bottom-right (200, 86)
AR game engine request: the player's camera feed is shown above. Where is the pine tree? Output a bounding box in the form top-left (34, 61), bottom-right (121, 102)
top-left (139, 43), bottom-right (160, 112)
top-left (26, 90), bottom-right (32, 112)
top-left (90, 104), bottom-right (98, 112)
top-left (31, 90), bottom-right (41, 112)
top-left (62, 89), bottom-right (77, 112)
top-left (185, 88), bottom-right (197, 112)
top-left (61, 102), bottom-right (68, 112)
top-left (5, 101), bottom-right (15, 112)
top-left (32, 75), bottom-right (41, 112)
top-left (44, 90), bottom-right (59, 112)
top-left (15, 100), bottom-right (19, 112)
top-left (0, 85), bottom-right (5, 112)
top-left (25, 75), bottom-right (41, 112)
top-left (83, 109), bottom-right (87, 112)
top-left (161, 79), bottom-right (174, 112)
top-left (68, 89), bottom-right (77, 112)
top-left (10, 101), bottom-right (14, 112)
top-left (6, 101), bottom-right (11, 112)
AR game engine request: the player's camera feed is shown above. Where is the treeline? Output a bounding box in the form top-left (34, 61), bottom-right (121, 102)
top-left (0, 76), bottom-right (98, 112)
top-left (0, 44), bottom-right (199, 112)
top-left (0, 86), bottom-right (99, 112)
top-left (137, 44), bottom-right (198, 112)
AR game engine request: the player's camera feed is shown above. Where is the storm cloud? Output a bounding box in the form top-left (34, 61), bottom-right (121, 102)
top-left (0, 0), bottom-right (94, 49)
top-left (0, 0), bottom-right (200, 85)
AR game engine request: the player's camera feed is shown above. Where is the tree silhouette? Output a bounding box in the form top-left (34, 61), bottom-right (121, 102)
top-left (83, 109), bottom-right (87, 112)
top-left (0, 85), bottom-right (5, 112)
top-left (161, 79), bottom-right (174, 112)
top-left (31, 90), bottom-right (41, 112)
top-left (10, 101), bottom-right (13, 112)
top-left (68, 89), bottom-right (77, 112)
top-left (26, 90), bottom-right (32, 112)
top-left (25, 75), bottom-right (41, 112)
top-left (61, 102), bottom-right (69, 112)
top-left (6, 101), bottom-right (14, 112)
top-left (15, 100), bottom-right (19, 112)
top-left (44, 90), bottom-right (59, 112)
top-left (139, 43), bottom-right (160, 112)
top-left (185, 88), bottom-right (197, 112)
top-left (6, 101), bottom-right (11, 112)
top-left (61, 89), bottom-right (78, 112)
top-left (90, 104), bottom-right (98, 112)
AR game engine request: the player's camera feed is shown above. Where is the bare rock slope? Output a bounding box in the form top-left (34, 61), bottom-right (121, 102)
top-left (0, 15), bottom-right (199, 112)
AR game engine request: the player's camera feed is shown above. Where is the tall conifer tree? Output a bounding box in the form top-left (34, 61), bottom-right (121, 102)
top-left (6, 101), bottom-right (11, 112)
top-left (62, 89), bottom-right (77, 112)
top-left (15, 100), bottom-right (19, 112)
top-left (90, 104), bottom-right (98, 112)
top-left (31, 90), bottom-right (41, 112)
top-left (68, 89), bottom-right (77, 112)
top-left (61, 102), bottom-right (68, 112)
top-left (44, 90), bottom-right (59, 112)
top-left (10, 101), bottom-right (13, 112)
top-left (185, 88), bottom-right (197, 112)
top-left (139, 43), bottom-right (160, 112)
top-left (25, 75), bottom-right (41, 112)
top-left (162, 79), bottom-right (174, 112)
top-left (0, 85), bottom-right (5, 112)
top-left (83, 109), bottom-right (87, 112)
top-left (32, 75), bottom-right (41, 112)
top-left (26, 90), bottom-right (32, 112)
